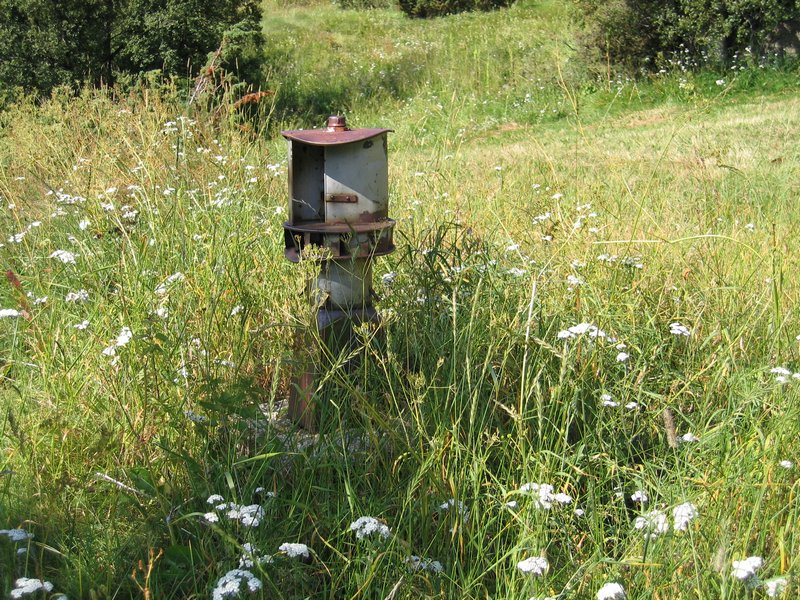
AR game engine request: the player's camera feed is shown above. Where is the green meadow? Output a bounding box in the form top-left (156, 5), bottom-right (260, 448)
top-left (1, 0), bottom-right (799, 597)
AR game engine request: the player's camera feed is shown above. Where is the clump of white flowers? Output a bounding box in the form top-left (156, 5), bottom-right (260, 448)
top-left (763, 577), bottom-right (789, 598)
top-left (155, 272), bottom-right (185, 296)
top-left (49, 249), bottom-right (77, 264)
top-left (634, 510), bottom-right (669, 539)
top-left (65, 289), bottom-right (89, 303)
top-left (439, 498), bottom-right (470, 521)
top-left (630, 490), bottom-right (648, 503)
top-left (102, 326), bottom-right (133, 357)
top-left (211, 569), bottom-right (262, 600)
top-left (517, 556), bottom-right (549, 576)
top-left (10, 578), bottom-right (53, 599)
top-left (405, 555), bottom-right (444, 573)
top-left (0, 308), bottom-right (20, 318)
top-left (672, 502), bottom-right (698, 531)
top-left (669, 322), bottom-right (691, 336)
top-left (557, 322), bottom-right (607, 340)
top-left (349, 516), bottom-right (391, 540)
top-left (597, 582), bottom-right (626, 599)
top-left (279, 542), bottom-right (310, 559)
top-left (518, 483), bottom-right (572, 509)
top-left (0, 529), bottom-right (34, 542)
top-left (238, 543), bottom-right (273, 568)
top-left (731, 556), bottom-right (762, 581)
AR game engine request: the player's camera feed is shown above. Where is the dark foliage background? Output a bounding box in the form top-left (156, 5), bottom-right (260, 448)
top-left (574, 0), bottom-right (800, 71)
top-left (0, 0), bottom-right (264, 104)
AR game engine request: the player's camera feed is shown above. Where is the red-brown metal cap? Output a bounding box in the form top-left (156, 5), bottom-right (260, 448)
top-left (282, 115), bottom-right (392, 146)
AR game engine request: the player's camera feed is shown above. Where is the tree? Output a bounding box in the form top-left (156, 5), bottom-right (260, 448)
top-left (0, 0), bottom-right (263, 103)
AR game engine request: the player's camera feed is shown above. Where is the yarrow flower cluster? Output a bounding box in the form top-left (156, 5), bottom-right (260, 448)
top-left (438, 498), bottom-right (470, 521)
top-left (238, 543), bottom-right (273, 568)
top-left (634, 510), bottom-right (669, 539)
top-left (10, 578), bottom-right (54, 599)
top-left (770, 366), bottom-right (800, 384)
top-left (279, 542), bottom-right (309, 559)
top-left (597, 582), bottom-right (626, 600)
top-left (102, 326), bottom-right (133, 357)
top-left (517, 556), bottom-right (549, 576)
top-left (731, 556), bottom-right (763, 581)
top-left (203, 494), bottom-right (266, 527)
top-left (672, 502), bottom-right (698, 531)
top-left (518, 483), bottom-right (572, 509)
top-left (405, 555), bottom-right (444, 573)
top-left (557, 322), bottom-right (607, 340)
top-left (211, 569), bottom-right (262, 600)
top-left (49, 249), bottom-right (77, 264)
top-left (0, 308), bottom-right (20, 318)
top-left (349, 516), bottom-right (391, 540)
top-left (669, 322), bottom-right (691, 336)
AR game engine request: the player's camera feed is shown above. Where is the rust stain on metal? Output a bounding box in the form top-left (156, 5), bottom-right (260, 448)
top-left (326, 193), bottom-right (358, 203)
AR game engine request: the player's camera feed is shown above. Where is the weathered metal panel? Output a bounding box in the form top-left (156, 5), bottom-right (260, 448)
top-left (323, 135), bottom-right (389, 224)
top-left (289, 143), bottom-right (324, 223)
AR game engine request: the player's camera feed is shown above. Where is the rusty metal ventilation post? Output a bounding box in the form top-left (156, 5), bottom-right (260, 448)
top-left (282, 116), bottom-right (395, 430)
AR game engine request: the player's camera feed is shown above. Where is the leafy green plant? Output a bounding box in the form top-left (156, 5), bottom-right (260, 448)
top-left (398, 0), bottom-right (514, 19)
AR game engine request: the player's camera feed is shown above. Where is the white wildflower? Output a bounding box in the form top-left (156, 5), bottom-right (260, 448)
top-left (553, 492), bottom-right (573, 505)
top-left (505, 500), bottom-right (518, 509)
top-left (239, 543), bottom-right (273, 569)
top-left (681, 432), bottom-right (700, 443)
top-left (65, 289), bottom-right (89, 303)
top-left (10, 578), bottom-right (53, 598)
top-left (203, 512), bottom-right (219, 523)
top-left (155, 272), bottom-right (185, 296)
top-left (0, 309), bottom-right (20, 318)
top-left (764, 577), bottom-right (789, 598)
top-left (78, 219), bottom-right (91, 230)
top-left (669, 322), bottom-right (691, 336)
top-left (567, 275), bottom-right (583, 287)
top-left (517, 556), bottom-right (549, 576)
top-left (770, 367), bottom-right (792, 376)
top-left (574, 508), bottom-right (585, 517)
top-left (230, 305), bottom-right (243, 316)
top-left (630, 490), bottom-right (648, 503)
top-left (227, 504), bottom-right (264, 527)
top-left (381, 272), bottom-right (397, 285)
top-left (349, 516), bottom-right (391, 540)
top-left (153, 306), bottom-right (169, 319)
top-left (672, 502), bottom-right (698, 531)
top-left (0, 529), bottom-right (33, 542)
top-left (73, 320), bottom-right (90, 330)
top-left (616, 352), bottom-right (629, 362)
top-left (597, 582), bottom-right (626, 600)
top-left (601, 393), bottom-right (618, 407)
top-left (405, 555), bottom-right (443, 573)
top-left (779, 460), bottom-right (793, 469)
top-left (634, 510), bottom-right (669, 538)
top-left (211, 569), bottom-right (262, 600)
top-left (731, 556), bottom-right (762, 581)
top-left (507, 267), bottom-right (527, 277)
top-left (557, 322), bottom-right (607, 340)
top-left (49, 249), bottom-right (77, 264)
top-left (438, 498), bottom-right (469, 521)
top-left (716, 79), bottom-right (726, 85)
top-left (279, 542), bottom-right (309, 559)
top-left (625, 402), bottom-right (639, 409)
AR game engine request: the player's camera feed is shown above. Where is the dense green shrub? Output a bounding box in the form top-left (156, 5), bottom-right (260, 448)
top-left (575, 0), bottom-right (800, 72)
top-left (398, 0), bottom-right (514, 19)
top-left (0, 0), bottom-right (264, 104)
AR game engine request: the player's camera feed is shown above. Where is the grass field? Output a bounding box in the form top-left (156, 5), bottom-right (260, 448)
top-left (1, 0), bottom-right (800, 598)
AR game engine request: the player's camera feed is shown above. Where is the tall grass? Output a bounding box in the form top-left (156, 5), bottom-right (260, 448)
top-left (1, 1), bottom-right (799, 598)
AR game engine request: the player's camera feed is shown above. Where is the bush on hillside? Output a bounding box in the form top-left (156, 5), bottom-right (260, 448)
top-left (575, 0), bottom-right (800, 72)
top-left (398, 0), bottom-right (514, 19)
top-left (0, 0), bottom-right (264, 105)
